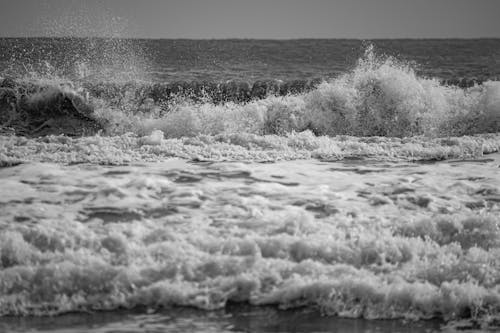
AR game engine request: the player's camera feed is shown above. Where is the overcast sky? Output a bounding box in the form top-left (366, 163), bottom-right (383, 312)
top-left (0, 0), bottom-right (499, 39)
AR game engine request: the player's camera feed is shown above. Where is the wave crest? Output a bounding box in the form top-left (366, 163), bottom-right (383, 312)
top-left (1, 46), bottom-right (499, 138)
top-left (91, 46), bottom-right (500, 138)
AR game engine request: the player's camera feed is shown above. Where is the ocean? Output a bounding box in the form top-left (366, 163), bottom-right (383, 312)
top-left (1, 38), bottom-right (500, 82)
top-left (1, 38), bottom-right (500, 332)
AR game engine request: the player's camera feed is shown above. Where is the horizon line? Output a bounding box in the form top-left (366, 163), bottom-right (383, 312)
top-left (1, 36), bottom-right (500, 40)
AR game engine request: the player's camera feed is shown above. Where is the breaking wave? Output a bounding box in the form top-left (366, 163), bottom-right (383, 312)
top-left (113, 49), bottom-right (500, 137)
top-left (1, 46), bottom-right (500, 139)
top-left (85, 46), bottom-right (500, 139)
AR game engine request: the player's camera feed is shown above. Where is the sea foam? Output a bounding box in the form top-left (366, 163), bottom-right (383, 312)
top-left (0, 156), bottom-right (500, 330)
top-left (2, 46), bottom-right (499, 139)
top-left (86, 47), bottom-right (500, 139)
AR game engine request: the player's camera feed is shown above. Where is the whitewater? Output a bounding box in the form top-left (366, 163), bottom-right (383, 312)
top-left (1, 42), bottom-right (500, 332)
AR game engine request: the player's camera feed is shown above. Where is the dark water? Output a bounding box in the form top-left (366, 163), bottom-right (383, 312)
top-left (1, 38), bottom-right (499, 82)
top-left (1, 305), bottom-right (443, 333)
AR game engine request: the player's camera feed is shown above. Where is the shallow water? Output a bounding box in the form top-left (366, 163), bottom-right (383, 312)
top-left (0, 305), bottom-right (443, 333)
top-left (1, 153), bottom-right (500, 330)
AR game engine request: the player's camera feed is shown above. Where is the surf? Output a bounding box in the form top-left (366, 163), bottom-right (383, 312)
top-left (1, 45), bottom-right (500, 141)
top-left (1, 41), bottom-right (500, 332)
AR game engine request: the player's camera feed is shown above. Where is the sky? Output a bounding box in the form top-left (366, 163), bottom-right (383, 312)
top-left (0, 0), bottom-right (499, 39)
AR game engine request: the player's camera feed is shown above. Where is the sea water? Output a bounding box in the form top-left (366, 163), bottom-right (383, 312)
top-left (1, 152), bottom-right (500, 332)
top-left (1, 39), bottom-right (500, 332)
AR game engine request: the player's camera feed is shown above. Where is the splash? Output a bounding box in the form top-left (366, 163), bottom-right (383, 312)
top-left (85, 46), bottom-right (500, 139)
top-left (2, 1), bottom-right (150, 83)
top-left (1, 46), bottom-right (499, 139)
